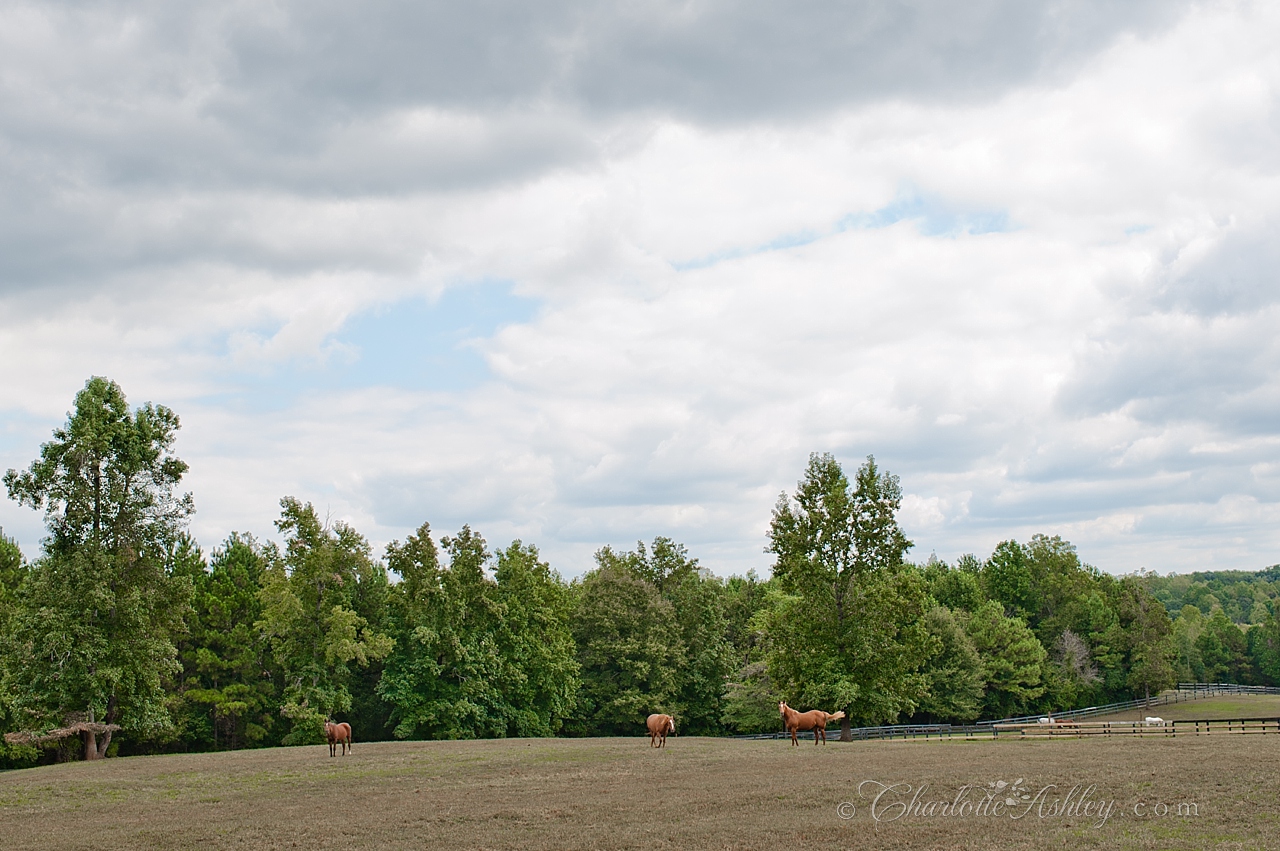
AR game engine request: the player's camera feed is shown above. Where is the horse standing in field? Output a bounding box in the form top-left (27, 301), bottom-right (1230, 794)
top-left (779, 702), bottom-right (845, 746)
top-left (646, 714), bottom-right (675, 748)
top-left (325, 720), bottom-right (353, 757)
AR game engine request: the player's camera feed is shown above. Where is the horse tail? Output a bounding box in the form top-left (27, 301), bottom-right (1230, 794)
top-left (830, 711), bottom-right (846, 722)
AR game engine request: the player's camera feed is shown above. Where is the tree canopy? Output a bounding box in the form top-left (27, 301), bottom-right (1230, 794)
top-left (0, 377), bottom-right (1253, 767)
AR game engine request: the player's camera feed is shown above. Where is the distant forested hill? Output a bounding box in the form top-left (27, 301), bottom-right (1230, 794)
top-left (1144, 566), bottom-right (1280, 625)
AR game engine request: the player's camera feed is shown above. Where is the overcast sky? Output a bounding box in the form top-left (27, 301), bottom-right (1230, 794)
top-left (2, 0), bottom-right (1278, 577)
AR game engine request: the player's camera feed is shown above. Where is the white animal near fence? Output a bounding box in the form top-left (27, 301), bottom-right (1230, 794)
top-left (1144, 716), bottom-right (1165, 726)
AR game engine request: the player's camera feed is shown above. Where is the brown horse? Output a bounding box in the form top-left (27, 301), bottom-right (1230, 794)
top-left (325, 720), bottom-right (353, 757)
top-left (646, 714), bottom-right (675, 748)
top-left (779, 701), bottom-right (845, 746)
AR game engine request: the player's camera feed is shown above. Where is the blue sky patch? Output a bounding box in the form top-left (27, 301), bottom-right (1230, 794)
top-left (674, 187), bottom-right (1011, 270)
top-left (209, 281), bottom-right (539, 410)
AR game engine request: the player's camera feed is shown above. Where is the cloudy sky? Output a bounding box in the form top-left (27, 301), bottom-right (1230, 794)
top-left (2, 0), bottom-right (1278, 577)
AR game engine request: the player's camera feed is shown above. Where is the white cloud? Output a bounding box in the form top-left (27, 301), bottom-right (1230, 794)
top-left (2, 1), bottom-right (1279, 576)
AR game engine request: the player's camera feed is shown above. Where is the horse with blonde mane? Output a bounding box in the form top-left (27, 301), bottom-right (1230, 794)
top-left (325, 719), bottom-right (353, 757)
top-left (779, 702), bottom-right (845, 746)
top-left (646, 714), bottom-right (675, 748)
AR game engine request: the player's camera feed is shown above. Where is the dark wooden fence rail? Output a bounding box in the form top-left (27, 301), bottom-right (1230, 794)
top-left (733, 682), bottom-right (1280, 742)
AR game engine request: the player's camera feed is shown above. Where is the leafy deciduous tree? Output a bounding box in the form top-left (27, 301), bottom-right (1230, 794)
top-left (766, 453), bottom-right (932, 739)
top-left (257, 498), bottom-right (392, 744)
top-left (2, 377), bottom-right (193, 759)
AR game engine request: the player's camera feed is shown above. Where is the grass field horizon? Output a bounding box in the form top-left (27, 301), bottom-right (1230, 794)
top-left (1093, 693), bottom-right (1280, 723)
top-left (5, 702), bottom-right (1279, 850)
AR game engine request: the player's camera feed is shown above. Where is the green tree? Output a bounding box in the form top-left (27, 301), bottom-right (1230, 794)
top-left (1171, 605), bottom-right (1206, 682)
top-left (963, 600), bottom-right (1046, 718)
top-left (982, 540), bottom-right (1038, 622)
top-left (1248, 614), bottom-right (1280, 685)
top-left (597, 538), bottom-right (733, 735)
top-left (257, 498), bottom-right (392, 744)
top-left (175, 534), bottom-right (278, 750)
top-left (1120, 576), bottom-right (1177, 703)
top-left (4, 377), bottom-right (192, 557)
top-left (721, 574), bottom-right (781, 734)
top-left (379, 526), bottom-right (577, 739)
top-left (923, 557), bottom-right (984, 613)
top-left (917, 606), bottom-right (986, 723)
top-left (0, 529), bottom-right (36, 768)
top-left (1195, 608), bottom-right (1248, 685)
top-left (491, 540), bottom-right (579, 736)
top-left (0, 529), bottom-right (25, 609)
top-left (2, 377), bottom-right (193, 760)
top-left (1024, 535), bottom-right (1100, 643)
top-left (569, 562), bottom-right (683, 736)
top-left (766, 453), bottom-right (932, 739)
top-left (664, 568), bottom-right (734, 735)
top-left (723, 570), bottom-right (771, 668)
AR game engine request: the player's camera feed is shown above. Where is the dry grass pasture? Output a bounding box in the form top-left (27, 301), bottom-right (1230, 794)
top-left (1100, 694), bottom-right (1280, 723)
top-left (3, 726), bottom-right (1278, 851)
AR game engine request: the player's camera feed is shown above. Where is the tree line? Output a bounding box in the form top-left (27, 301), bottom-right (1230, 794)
top-left (2, 377), bottom-right (1274, 766)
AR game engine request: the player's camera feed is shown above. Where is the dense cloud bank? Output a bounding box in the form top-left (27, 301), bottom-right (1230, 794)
top-left (1, 1), bottom-right (1277, 575)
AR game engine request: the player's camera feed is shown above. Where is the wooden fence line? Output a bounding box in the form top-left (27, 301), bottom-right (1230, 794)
top-left (733, 682), bottom-right (1280, 742)
top-left (994, 717), bottom-right (1280, 738)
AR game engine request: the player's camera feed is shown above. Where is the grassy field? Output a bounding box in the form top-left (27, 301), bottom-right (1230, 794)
top-left (1099, 694), bottom-right (1280, 722)
top-left (3, 725), bottom-right (1278, 850)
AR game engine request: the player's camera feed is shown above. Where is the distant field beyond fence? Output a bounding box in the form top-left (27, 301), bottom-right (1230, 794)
top-left (737, 682), bottom-right (1280, 742)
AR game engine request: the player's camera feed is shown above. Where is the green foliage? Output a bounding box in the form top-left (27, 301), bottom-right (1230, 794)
top-left (721, 661), bottom-right (781, 733)
top-left (923, 558), bottom-right (983, 613)
top-left (1145, 566), bottom-right (1280, 624)
top-left (1248, 614), bottom-right (1280, 685)
top-left (962, 600), bottom-right (1046, 718)
top-left (766, 454), bottom-right (931, 727)
top-left (378, 527), bottom-right (579, 740)
top-left (982, 540), bottom-right (1038, 621)
top-left (570, 562), bottom-right (683, 736)
top-left (0, 528), bottom-right (26, 607)
top-left (2, 378), bottom-right (193, 758)
top-left (3, 376), bottom-right (192, 556)
top-left (917, 606), bottom-right (985, 723)
top-left (174, 533), bottom-right (278, 750)
top-left (1195, 608), bottom-right (1249, 684)
top-left (720, 573), bottom-right (781, 734)
top-left (1171, 605), bottom-right (1206, 682)
top-left (1042, 629), bottom-right (1102, 710)
top-left (5, 408), bottom-right (1266, 763)
top-left (257, 498), bottom-right (392, 744)
top-left (1118, 576), bottom-right (1177, 701)
top-left (722, 570), bottom-right (772, 666)
top-left (592, 538), bottom-right (734, 734)
top-left (491, 541), bottom-right (580, 736)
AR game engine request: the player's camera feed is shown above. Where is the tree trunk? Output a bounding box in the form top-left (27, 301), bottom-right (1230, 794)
top-left (82, 728), bottom-right (101, 760)
top-left (840, 713), bottom-right (852, 742)
top-left (97, 694), bottom-right (118, 759)
top-left (95, 727), bottom-right (113, 759)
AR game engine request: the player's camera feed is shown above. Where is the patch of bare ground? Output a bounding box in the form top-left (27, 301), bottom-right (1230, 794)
top-left (1, 734), bottom-right (1275, 850)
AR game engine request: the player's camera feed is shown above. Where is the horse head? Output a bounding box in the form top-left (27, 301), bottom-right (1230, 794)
top-left (667, 716), bottom-right (676, 735)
